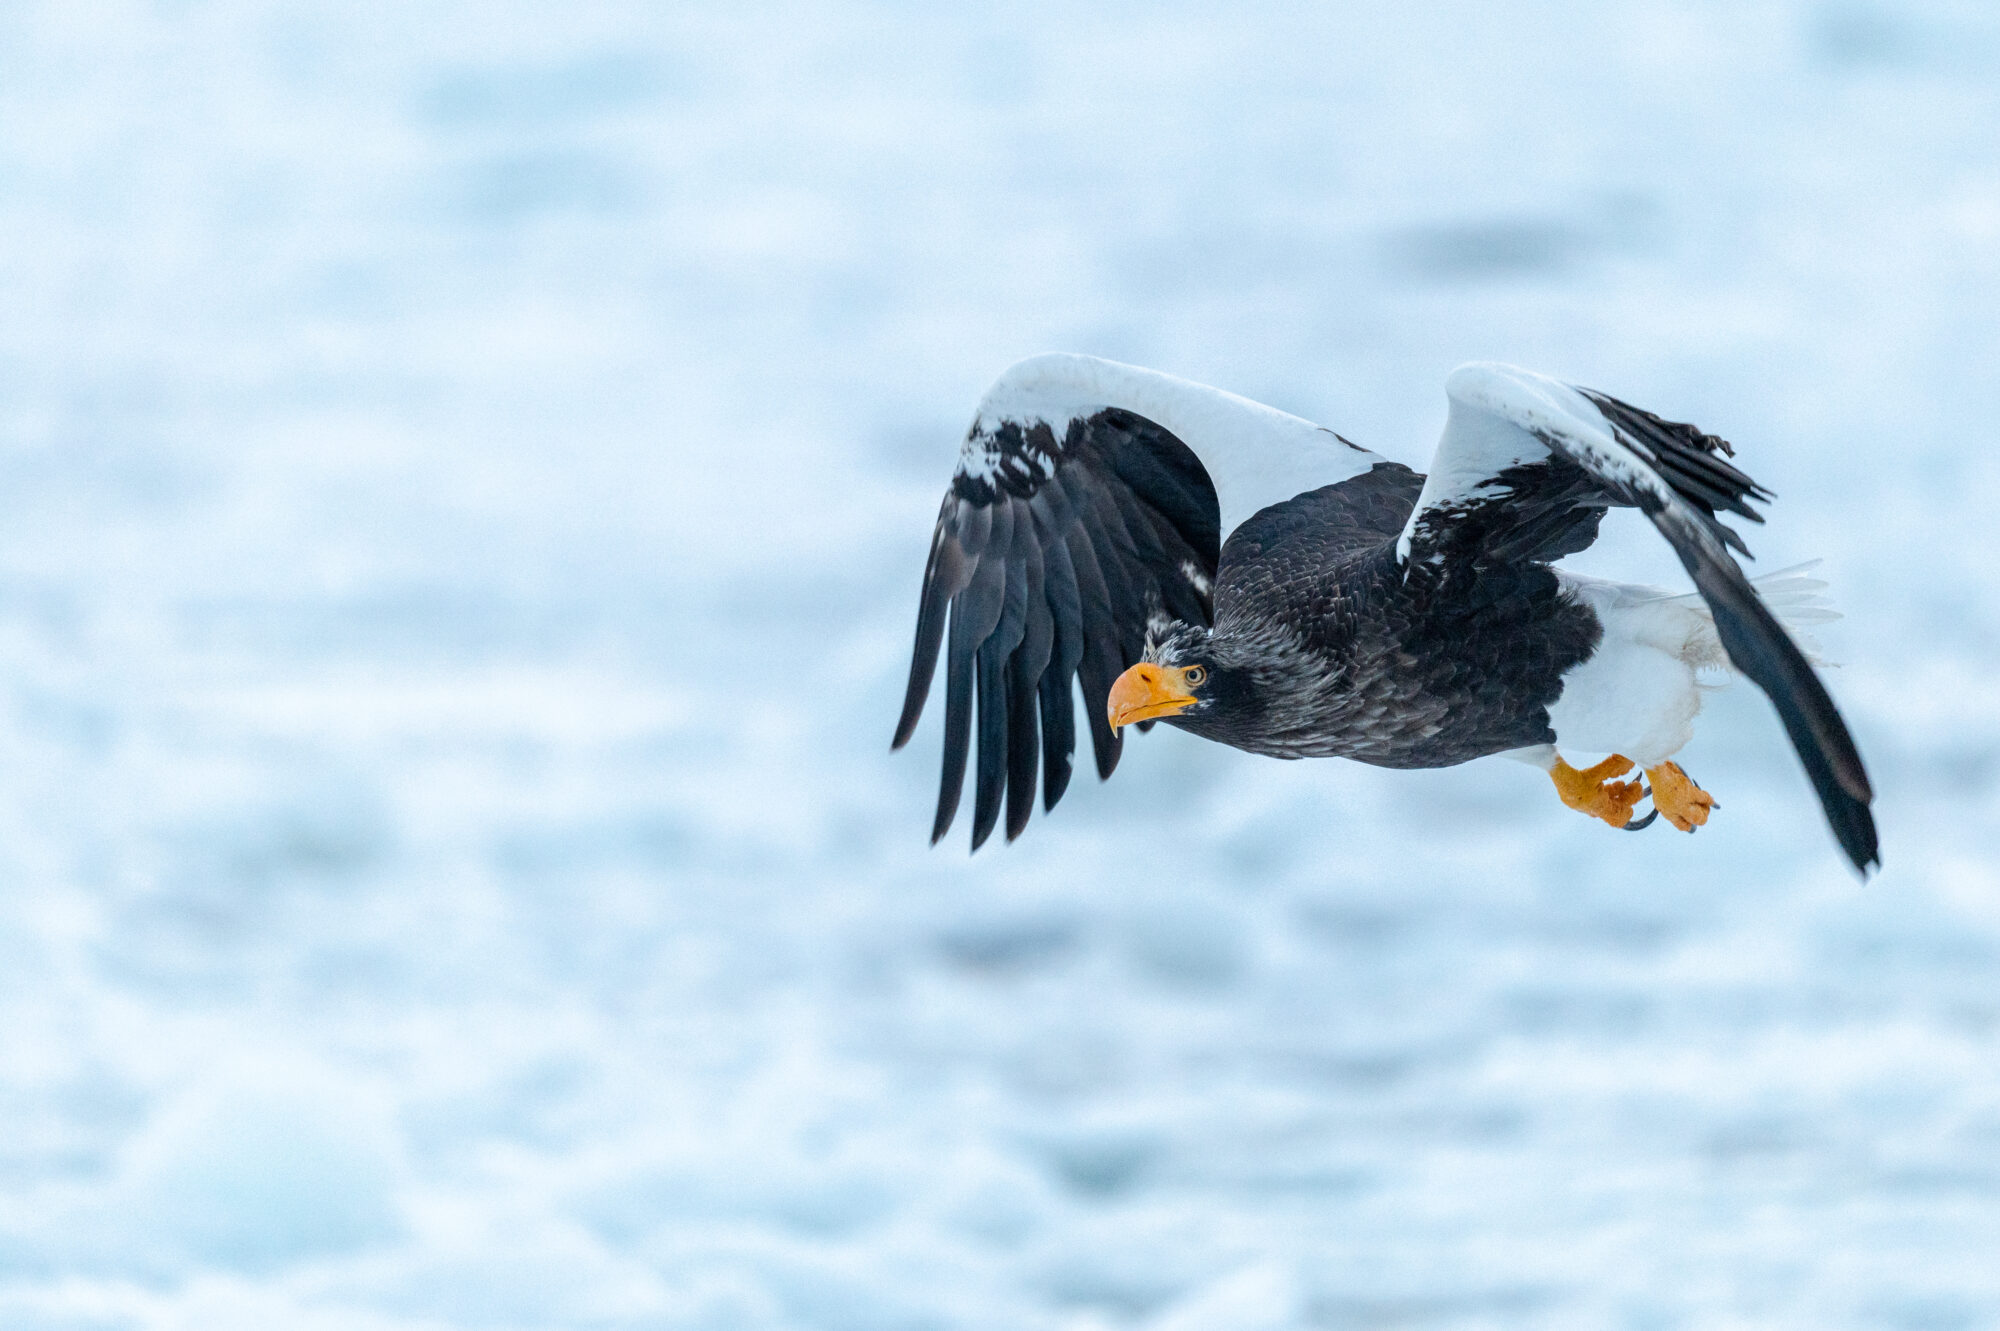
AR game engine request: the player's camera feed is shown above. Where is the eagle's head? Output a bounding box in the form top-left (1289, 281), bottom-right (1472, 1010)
top-left (1108, 622), bottom-right (1242, 734)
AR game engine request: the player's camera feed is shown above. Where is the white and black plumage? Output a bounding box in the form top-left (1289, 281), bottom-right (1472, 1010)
top-left (892, 355), bottom-right (1879, 873)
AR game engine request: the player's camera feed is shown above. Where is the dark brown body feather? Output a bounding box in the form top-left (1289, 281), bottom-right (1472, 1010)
top-left (1166, 464), bottom-right (1602, 767)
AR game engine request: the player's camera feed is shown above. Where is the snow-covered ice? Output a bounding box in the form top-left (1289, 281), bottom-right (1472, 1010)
top-left (4, 2), bottom-right (2000, 1327)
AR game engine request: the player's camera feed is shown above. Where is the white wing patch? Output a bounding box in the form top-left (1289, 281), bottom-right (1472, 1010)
top-left (965, 354), bottom-right (1381, 538)
top-left (956, 425), bottom-right (1061, 489)
top-left (1396, 362), bottom-right (1674, 563)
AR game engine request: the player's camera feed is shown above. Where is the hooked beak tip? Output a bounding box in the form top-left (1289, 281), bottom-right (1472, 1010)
top-left (1106, 662), bottom-right (1196, 731)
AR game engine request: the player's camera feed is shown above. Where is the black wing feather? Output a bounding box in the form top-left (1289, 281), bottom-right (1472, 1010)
top-left (1583, 394), bottom-right (1874, 868)
top-left (892, 502), bottom-right (975, 751)
top-left (931, 503), bottom-right (1010, 844)
top-left (970, 524), bottom-right (1032, 849)
top-left (896, 409), bottom-right (1219, 847)
top-left (1408, 374), bottom-right (1878, 872)
top-left (1652, 499), bottom-right (1877, 870)
top-left (1033, 501), bottom-right (1084, 810)
top-left (1000, 531), bottom-right (1053, 843)
top-left (1063, 519), bottom-right (1130, 782)
top-left (931, 577), bottom-right (982, 843)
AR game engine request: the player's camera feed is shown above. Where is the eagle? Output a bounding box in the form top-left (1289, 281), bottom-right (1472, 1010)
top-left (891, 355), bottom-right (1878, 874)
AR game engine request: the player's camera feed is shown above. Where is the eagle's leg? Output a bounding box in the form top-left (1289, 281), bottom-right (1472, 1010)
top-left (1549, 754), bottom-right (1646, 828)
top-left (1645, 761), bottom-right (1716, 832)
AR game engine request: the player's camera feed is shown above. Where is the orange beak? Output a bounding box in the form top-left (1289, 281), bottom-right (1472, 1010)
top-left (1107, 662), bottom-right (1200, 731)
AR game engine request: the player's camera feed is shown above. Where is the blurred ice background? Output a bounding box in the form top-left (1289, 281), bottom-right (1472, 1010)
top-left (2, 1), bottom-right (1998, 1327)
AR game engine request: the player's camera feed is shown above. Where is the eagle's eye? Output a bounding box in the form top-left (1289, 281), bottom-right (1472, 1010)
top-left (1184, 665), bottom-right (1207, 686)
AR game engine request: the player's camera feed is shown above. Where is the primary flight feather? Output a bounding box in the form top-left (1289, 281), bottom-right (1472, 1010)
top-left (892, 355), bottom-right (1878, 874)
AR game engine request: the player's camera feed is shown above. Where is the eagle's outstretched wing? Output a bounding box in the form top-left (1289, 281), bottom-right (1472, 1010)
top-left (1400, 363), bottom-right (1877, 872)
top-left (893, 354), bottom-right (1380, 848)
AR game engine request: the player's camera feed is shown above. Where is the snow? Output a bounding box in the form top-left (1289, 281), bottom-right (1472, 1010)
top-left (3, 1), bottom-right (2000, 1327)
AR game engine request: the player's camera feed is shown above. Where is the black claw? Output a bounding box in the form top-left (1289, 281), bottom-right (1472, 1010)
top-left (1675, 767), bottom-right (1715, 817)
top-left (1621, 785), bottom-right (1659, 831)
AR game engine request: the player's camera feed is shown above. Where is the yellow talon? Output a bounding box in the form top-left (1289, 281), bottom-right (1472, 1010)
top-left (1550, 754), bottom-right (1646, 829)
top-left (1646, 761), bottom-right (1716, 832)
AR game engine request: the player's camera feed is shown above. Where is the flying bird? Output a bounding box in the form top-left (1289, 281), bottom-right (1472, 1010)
top-left (891, 355), bottom-right (1878, 873)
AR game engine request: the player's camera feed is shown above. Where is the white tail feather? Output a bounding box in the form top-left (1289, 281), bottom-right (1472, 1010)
top-left (1662, 560), bottom-right (1838, 668)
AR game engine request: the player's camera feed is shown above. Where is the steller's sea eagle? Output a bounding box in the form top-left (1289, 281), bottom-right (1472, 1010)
top-left (891, 355), bottom-right (1878, 874)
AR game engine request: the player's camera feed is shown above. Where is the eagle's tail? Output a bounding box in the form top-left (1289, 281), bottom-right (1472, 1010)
top-left (1668, 560), bottom-right (1839, 669)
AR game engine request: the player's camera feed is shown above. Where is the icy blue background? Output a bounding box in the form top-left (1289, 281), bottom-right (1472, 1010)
top-left (3, 2), bottom-right (1998, 1328)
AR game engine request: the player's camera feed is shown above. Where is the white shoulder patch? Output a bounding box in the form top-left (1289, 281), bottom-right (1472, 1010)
top-left (960, 353), bottom-right (1381, 536)
top-left (1397, 362), bottom-right (1675, 563)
